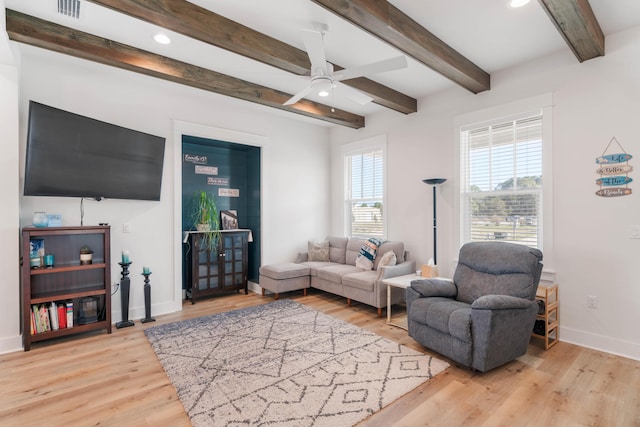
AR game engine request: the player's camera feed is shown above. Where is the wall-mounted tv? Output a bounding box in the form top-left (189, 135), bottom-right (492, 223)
top-left (24, 101), bottom-right (166, 201)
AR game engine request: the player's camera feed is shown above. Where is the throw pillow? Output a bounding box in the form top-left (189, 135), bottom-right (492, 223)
top-left (355, 238), bottom-right (384, 270)
top-left (307, 240), bottom-right (330, 262)
top-left (376, 251), bottom-right (397, 270)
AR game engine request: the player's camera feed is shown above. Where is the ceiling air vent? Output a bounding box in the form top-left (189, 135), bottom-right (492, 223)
top-left (58, 0), bottom-right (81, 19)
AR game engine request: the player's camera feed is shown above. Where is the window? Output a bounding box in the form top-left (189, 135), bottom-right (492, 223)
top-left (344, 142), bottom-right (385, 239)
top-left (460, 114), bottom-right (543, 248)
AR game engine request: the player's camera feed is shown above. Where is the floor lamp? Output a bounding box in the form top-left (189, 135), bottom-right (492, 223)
top-left (422, 178), bottom-right (447, 265)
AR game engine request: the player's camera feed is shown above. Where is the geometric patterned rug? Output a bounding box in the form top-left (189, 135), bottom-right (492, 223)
top-left (145, 300), bottom-right (449, 426)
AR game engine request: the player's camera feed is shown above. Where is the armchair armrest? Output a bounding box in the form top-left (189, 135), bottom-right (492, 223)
top-left (410, 278), bottom-right (456, 298)
top-left (471, 295), bottom-right (536, 310)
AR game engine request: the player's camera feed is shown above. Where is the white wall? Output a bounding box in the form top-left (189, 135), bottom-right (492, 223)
top-left (0, 42), bottom-right (331, 352)
top-left (330, 27), bottom-right (640, 360)
top-left (0, 2), bottom-right (21, 353)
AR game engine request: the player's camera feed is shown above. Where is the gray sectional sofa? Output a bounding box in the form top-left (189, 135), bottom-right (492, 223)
top-left (259, 236), bottom-right (416, 316)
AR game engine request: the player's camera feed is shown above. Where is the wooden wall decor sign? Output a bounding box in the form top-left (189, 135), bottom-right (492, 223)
top-left (595, 137), bottom-right (633, 197)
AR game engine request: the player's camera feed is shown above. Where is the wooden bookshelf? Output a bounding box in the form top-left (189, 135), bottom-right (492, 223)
top-left (531, 283), bottom-right (559, 349)
top-left (21, 226), bottom-right (112, 350)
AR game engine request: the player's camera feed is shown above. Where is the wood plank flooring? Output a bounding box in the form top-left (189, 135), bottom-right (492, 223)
top-left (1, 289), bottom-right (638, 426)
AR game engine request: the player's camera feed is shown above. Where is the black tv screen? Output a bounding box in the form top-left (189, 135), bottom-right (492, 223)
top-left (24, 101), bottom-right (166, 201)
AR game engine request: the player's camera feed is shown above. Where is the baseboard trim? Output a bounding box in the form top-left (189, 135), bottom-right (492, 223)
top-left (0, 334), bottom-right (24, 354)
top-left (560, 326), bottom-right (640, 362)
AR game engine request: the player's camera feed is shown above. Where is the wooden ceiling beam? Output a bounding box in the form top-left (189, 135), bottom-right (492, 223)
top-left (86, 0), bottom-right (417, 115)
top-left (538, 0), bottom-right (605, 62)
top-left (5, 10), bottom-right (364, 129)
top-left (310, 0), bottom-right (490, 94)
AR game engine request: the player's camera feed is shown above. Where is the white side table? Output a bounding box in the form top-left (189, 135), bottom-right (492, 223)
top-left (382, 273), bottom-right (421, 329)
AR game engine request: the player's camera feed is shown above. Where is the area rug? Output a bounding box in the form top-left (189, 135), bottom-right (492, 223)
top-left (145, 300), bottom-right (449, 426)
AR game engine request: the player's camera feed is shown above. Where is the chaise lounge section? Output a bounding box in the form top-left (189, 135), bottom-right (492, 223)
top-left (259, 236), bottom-right (416, 316)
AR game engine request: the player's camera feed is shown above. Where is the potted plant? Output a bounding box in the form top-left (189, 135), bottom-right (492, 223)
top-left (79, 245), bottom-right (93, 265)
top-left (190, 191), bottom-right (221, 250)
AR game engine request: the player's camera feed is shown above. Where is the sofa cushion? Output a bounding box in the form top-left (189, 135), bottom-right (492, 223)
top-left (373, 241), bottom-right (405, 270)
top-left (259, 263), bottom-right (310, 280)
top-left (409, 297), bottom-right (472, 343)
top-left (376, 250), bottom-right (397, 270)
top-left (317, 264), bottom-right (363, 283)
top-left (328, 236), bottom-right (349, 264)
top-left (342, 270), bottom-right (378, 292)
top-left (308, 240), bottom-right (330, 262)
top-left (299, 261), bottom-right (338, 276)
top-left (345, 238), bottom-right (365, 266)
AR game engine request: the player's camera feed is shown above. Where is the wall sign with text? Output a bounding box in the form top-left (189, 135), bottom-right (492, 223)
top-left (595, 137), bottom-right (633, 197)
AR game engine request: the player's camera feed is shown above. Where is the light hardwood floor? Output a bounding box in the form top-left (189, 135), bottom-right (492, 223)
top-left (1, 289), bottom-right (638, 426)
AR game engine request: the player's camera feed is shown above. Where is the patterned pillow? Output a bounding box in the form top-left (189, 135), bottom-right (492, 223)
top-left (308, 240), bottom-right (330, 262)
top-left (376, 251), bottom-right (397, 270)
top-left (355, 238), bottom-right (384, 270)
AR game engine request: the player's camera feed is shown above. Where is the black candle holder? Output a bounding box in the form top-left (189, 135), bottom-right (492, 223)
top-left (116, 262), bottom-right (135, 328)
top-left (141, 272), bottom-right (155, 323)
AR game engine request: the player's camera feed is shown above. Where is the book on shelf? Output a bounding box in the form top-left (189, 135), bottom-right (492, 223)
top-left (57, 303), bottom-right (67, 329)
top-left (39, 304), bottom-right (50, 332)
top-left (31, 305), bottom-right (39, 334)
top-left (49, 302), bottom-right (59, 331)
top-left (66, 301), bottom-right (74, 328)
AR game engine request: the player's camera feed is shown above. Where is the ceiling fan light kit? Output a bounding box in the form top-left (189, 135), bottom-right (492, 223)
top-left (284, 26), bottom-right (407, 107)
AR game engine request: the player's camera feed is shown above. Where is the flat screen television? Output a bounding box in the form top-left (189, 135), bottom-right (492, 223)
top-left (24, 101), bottom-right (166, 201)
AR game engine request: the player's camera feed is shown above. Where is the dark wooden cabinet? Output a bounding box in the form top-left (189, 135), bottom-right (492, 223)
top-left (21, 226), bottom-right (112, 351)
top-left (186, 230), bottom-right (249, 303)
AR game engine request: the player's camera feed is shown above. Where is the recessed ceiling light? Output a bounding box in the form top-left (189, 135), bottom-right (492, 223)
top-left (510, 0), bottom-right (530, 7)
top-left (154, 33), bottom-right (171, 45)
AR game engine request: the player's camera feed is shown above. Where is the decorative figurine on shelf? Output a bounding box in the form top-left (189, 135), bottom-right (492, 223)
top-left (116, 257), bottom-right (135, 329)
top-left (79, 246), bottom-right (93, 265)
top-left (141, 266), bottom-right (155, 323)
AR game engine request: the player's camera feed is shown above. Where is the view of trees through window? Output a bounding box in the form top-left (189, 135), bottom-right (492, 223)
top-left (461, 115), bottom-right (543, 247)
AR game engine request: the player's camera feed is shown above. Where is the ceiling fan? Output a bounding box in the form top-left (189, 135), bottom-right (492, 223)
top-left (284, 25), bottom-right (408, 106)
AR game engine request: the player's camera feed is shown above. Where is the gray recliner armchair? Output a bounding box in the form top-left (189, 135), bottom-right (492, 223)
top-left (406, 242), bottom-right (543, 372)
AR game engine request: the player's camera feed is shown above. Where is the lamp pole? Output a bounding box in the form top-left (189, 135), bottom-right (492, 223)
top-left (422, 178), bottom-right (447, 265)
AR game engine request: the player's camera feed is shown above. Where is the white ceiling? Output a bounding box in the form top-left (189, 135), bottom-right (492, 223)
top-left (4, 0), bottom-right (640, 120)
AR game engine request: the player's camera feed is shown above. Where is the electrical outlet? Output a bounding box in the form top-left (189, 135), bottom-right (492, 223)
top-left (123, 222), bottom-right (132, 233)
top-left (587, 295), bottom-right (598, 309)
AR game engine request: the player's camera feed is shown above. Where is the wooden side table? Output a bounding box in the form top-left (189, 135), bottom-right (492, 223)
top-left (531, 284), bottom-right (559, 349)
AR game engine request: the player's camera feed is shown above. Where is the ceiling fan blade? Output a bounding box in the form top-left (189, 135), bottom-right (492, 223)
top-left (301, 29), bottom-right (328, 75)
top-left (335, 81), bottom-right (373, 105)
top-left (283, 85), bottom-right (315, 106)
top-left (335, 55), bottom-right (407, 81)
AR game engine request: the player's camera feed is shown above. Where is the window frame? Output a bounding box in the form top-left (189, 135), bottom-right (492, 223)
top-left (454, 94), bottom-right (554, 268)
top-left (342, 135), bottom-right (388, 239)
top-left (460, 115), bottom-right (544, 248)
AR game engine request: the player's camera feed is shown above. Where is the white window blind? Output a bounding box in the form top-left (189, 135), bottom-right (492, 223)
top-left (345, 148), bottom-right (384, 238)
top-left (460, 114), bottom-right (543, 248)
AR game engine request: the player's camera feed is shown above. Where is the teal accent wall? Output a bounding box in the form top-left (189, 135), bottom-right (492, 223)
top-left (181, 135), bottom-right (261, 283)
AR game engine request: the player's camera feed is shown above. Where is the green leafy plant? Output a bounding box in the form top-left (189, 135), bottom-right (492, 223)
top-left (190, 191), bottom-right (221, 250)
